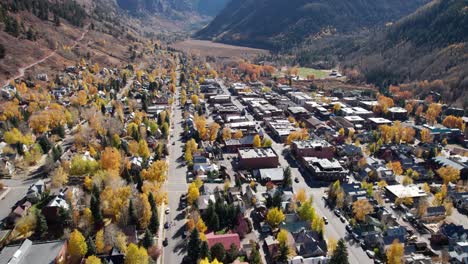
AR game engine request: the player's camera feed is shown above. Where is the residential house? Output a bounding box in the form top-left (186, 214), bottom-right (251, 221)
top-left (288, 256), bottom-right (330, 264)
top-left (0, 239), bottom-right (67, 264)
top-left (205, 232), bottom-right (241, 249)
top-left (292, 228), bottom-right (328, 258)
top-left (26, 179), bottom-right (47, 202)
top-left (449, 241), bottom-right (468, 264)
top-left (5, 201), bottom-right (32, 227)
top-left (430, 223), bottom-right (468, 246)
top-left (42, 193), bottom-right (70, 224)
top-left (420, 206), bottom-right (446, 223)
top-left (99, 247), bottom-right (125, 264)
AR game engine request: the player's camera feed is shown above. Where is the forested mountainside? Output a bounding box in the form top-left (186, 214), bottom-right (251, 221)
top-left (116, 0), bottom-right (229, 17)
top-left (292, 0), bottom-right (468, 106)
top-left (195, 0), bottom-right (429, 49)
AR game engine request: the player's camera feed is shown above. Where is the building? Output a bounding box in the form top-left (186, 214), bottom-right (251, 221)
top-left (224, 135), bottom-right (255, 152)
top-left (254, 168), bottom-right (284, 184)
top-left (388, 107), bottom-right (408, 120)
top-left (266, 120), bottom-right (298, 142)
top-left (368, 117), bottom-right (392, 129)
top-left (238, 148), bottom-right (279, 170)
top-left (291, 139), bottom-right (334, 159)
top-left (287, 106), bottom-right (310, 120)
top-left (209, 95), bottom-right (231, 104)
top-left (384, 184), bottom-right (427, 204)
top-left (303, 157), bottom-right (348, 181)
top-left (206, 233), bottom-right (241, 249)
top-left (0, 239), bottom-right (67, 264)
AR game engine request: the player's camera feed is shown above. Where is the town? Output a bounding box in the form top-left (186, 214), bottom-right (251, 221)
top-left (0, 47), bottom-right (467, 264)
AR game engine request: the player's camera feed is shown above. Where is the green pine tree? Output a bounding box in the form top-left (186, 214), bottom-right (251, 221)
top-left (329, 239), bottom-right (349, 264)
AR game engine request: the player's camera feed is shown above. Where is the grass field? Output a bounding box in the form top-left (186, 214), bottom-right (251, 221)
top-left (297, 67), bottom-right (329, 79)
top-left (171, 39), bottom-right (268, 58)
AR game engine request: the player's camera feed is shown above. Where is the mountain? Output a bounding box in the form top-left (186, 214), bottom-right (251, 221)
top-left (301, 0), bottom-right (468, 106)
top-left (195, 0), bottom-right (430, 49)
top-left (116, 0), bottom-right (229, 17)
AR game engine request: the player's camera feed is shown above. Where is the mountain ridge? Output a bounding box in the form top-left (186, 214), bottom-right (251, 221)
top-left (195, 0), bottom-right (430, 49)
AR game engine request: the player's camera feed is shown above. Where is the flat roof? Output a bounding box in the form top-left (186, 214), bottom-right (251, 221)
top-left (344, 115), bottom-right (365, 122)
top-left (368, 117), bottom-right (392, 124)
top-left (388, 107), bottom-right (408, 113)
top-left (293, 139), bottom-right (331, 149)
top-left (238, 148), bottom-right (277, 159)
top-left (385, 184), bottom-right (427, 198)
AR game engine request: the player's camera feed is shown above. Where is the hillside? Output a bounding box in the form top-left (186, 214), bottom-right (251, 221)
top-left (295, 0), bottom-right (468, 106)
top-left (116, 0), bottom-right (229, 17)
top-left (195, 0), bottom-right (429, 49)
top-left (0, 0), bottom-right (176, 83)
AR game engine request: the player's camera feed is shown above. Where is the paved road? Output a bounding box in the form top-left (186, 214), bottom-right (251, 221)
top-left (218, 79), bottom-right (373, 264)
top-left (161, 84), bottom-right (189, 264)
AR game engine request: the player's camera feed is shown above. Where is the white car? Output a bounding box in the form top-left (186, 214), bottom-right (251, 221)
top-left (165, 208), bottom-right (170, 214)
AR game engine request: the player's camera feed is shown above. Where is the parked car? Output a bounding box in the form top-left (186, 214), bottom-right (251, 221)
top-left (164, 222), bottom-right (170, 229)
top-left (340, 215), bottom-right (346, 223)
top-left (165, 207), bottom-right (170, 214)
top-left (366, 250), bottom-right (375, 259)
top-left (345, 225), bottom-right (353, 233)
top-left (163, 238), bottom-right (168, 246)
top-left (352, 233), bottom-right (359, 241)
top-left (334, 209), bottom-right (341, 216)
top-left (294, 177), bottom-right (299, 183)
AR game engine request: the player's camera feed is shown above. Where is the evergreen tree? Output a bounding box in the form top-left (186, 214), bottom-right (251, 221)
top-left (142, 229), bottom-right (153, 248)
top-left (35, 210), bottom-right (48, 239)
top-left (86, 237), bottom-right (96, 256)
top-left (276, 242), bottom-right (289, 263)
top-left (148, 193), bottom-right (156, 209)
top-left (283, 166), bottom-right (292, 187)
top-left (249, 245), bottom-right (261, 264)
top-left (225, 244), bottom-right (239, 263)
top-left (0, 44), bottom-right (5, 59)
top-left (329, 239), bottom-right (349, 264)
top-left (149, 207), bottom-right (159, 234)
top-left (128, 199), bottom-right (138, 226)
top-left (90, 185), bottom-right (103, 225)
top-left (210, 243), bottom-right (226, 263)
top-left (200, 241), bottom-right (210, 260)
top-left (53, 13), bottom-right (60, 26)
top-left (187, 229), bottom-right (201, 262)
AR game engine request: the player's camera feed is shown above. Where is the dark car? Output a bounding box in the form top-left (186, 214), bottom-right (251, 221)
top-left (164, 222), bottom-right (170, 229)
top-left (340, 215), bottom-right (346, 223)
top-left (334, 209), bottom-right (341, 217)
top-left (345, 224), bottom-right (353, 233)
top-left (163, 238), bottom-right (168, 247)
top-left (294, 177), bottom-right (299, 183)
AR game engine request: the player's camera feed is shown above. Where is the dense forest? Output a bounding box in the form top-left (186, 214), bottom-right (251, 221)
top-left (196, 0), bottom-right (429, 49)
top-left (2, 0), bottom-right (87, 27)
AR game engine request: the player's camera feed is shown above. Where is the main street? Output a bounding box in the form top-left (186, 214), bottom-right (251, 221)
top-left (161, 83), bottom-right (189, 264)
top-left (218, 79), bottom-right (373, 264)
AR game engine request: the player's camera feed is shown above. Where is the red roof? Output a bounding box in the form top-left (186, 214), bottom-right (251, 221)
top-left (206, 232), bottom-right (241, 249)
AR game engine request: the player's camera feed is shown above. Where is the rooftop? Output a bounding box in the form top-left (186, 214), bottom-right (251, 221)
top-left (238, 148), bottom-right (277, 159)
top-left (385, 184), bottom-right (427, 199)
top-left (368, 117), bottom-right (392, 124)
top-left (293, 139), bottom-right (331, 149)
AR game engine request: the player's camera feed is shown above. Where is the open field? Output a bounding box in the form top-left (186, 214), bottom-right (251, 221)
top-left (171, 39), bottom-right (268, 58)
top-left (297, 67), bottom-right (329, 79)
